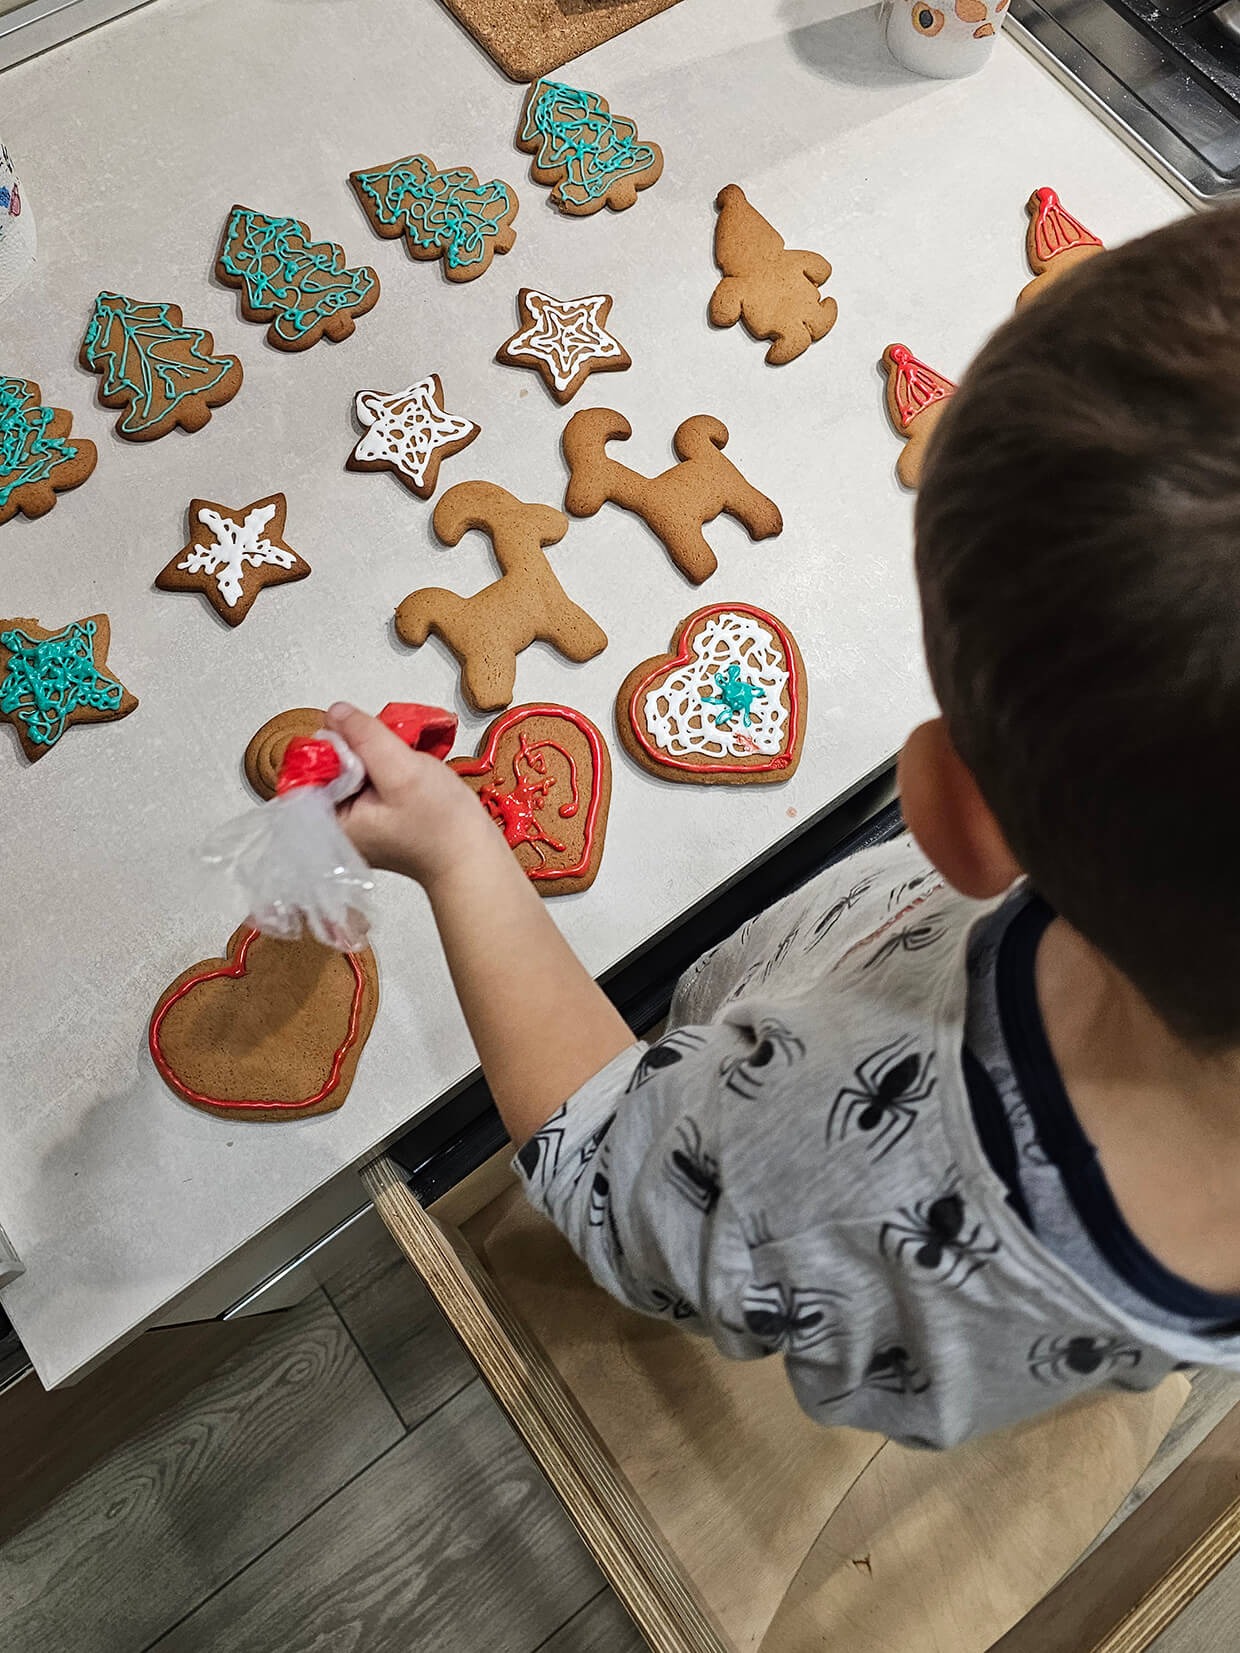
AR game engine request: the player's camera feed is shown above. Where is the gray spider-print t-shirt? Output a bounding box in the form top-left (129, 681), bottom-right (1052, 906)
top-left (516, 836), bottom-right (1240, 1448)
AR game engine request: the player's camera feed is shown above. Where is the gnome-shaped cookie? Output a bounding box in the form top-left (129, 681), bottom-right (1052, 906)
top-left (709, 185), bottom-right (837, 365)
top-left (1017, 186), bottom-right (1104, 307)
top-left (881, 344), bottom-right (957, 490)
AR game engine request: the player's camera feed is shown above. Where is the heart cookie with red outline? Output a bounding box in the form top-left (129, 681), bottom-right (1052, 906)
top-left (451, 703), bottom-right (611, 895)
top-left (149, 924), bottom-right (379, 1122)
top-left (617, 603), bottom-right (806, 784)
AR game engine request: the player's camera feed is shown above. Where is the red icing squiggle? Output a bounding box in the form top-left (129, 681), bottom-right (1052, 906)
top-left (148, 928), bottom-right (369, 1112)
top-left (627, 604), bottom-right (802, 776)
top-left (884, 345), bottom-right (956, 430)
top-left (451, 704), bottom-right (605, 882)
top-left (1028, 187), bottom-right (1102, 268)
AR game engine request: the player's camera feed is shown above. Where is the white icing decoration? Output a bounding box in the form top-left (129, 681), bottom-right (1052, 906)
top-left (352, 376), bottom-right (479, 489)
top-left (643, 610), bottom-right (791, 761)
top-left (180, 503), bottom-right (301, 609)
top-left (504, 290), bottom-right (626, 393)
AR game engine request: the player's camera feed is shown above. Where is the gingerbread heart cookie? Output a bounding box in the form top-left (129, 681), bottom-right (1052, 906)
top-left (451, 704), bottom-right (611, 894)
top-left (617, 603), bottom-right (806, 784)
top-left (149, 924), bottom-right (379, 1122)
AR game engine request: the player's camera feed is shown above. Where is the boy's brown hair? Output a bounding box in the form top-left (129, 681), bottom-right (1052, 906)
top-left (915, 207), bottom-right (1240, 1047)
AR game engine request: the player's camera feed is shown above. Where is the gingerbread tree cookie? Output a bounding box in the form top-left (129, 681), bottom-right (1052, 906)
top-left (80, 292), bottom-right (242, 441)
top-left (395, 481), bottom-right (607, 712)
top-left (350, 155), bottom-right (518, 282)
top-left (157, 495), bottom-right (310, 626)
top-left (881, 344), bottom-right (957, 489)
top-left (0, 613), bottom-right (137, 762)
top-left (562, 407), bottom-right (782, 585)
top-left (1017, 187), bottom-right (1103, 308)
top-left (0, 378), bottom-right (96, 524)
top-left (518, 80), bottom-right (663, 216)
top-left (216, 207), bottom-right (380, 350)
top-left (709, 185), bottom-right (838, 366)
top-left (348, 374), bottom-right (480, 499)
top-left (496, 289), bottom-right (630, 404)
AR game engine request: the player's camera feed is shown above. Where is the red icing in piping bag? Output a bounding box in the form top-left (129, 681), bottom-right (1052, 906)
top-left (276, 702), bottom-right (458, 794)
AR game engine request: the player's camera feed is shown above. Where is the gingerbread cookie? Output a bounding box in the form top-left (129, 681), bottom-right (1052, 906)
top-left (562, 408), bottom-right (782, 585)
top-left (216, 206), bottom-right (380, 350)
top-left (395, 481), bottom-right (607, 713)
top-left (245, 707), bottom-right (328, 799)
top-left (709, 185), bottom-right (837, 366)
top-left (156, 495), bottom-right (310, 626)
top-left (348, 374), bottom-right (480, 499)
top-left (617, 604), bottom-right (806, 785)
top-left (350, 155), bottom-right (518, 282)
top-left (451, 704), bottom-right (611, 895)
top-left (80, 292), bottom-right (243, 441)
top-left (881, 344), bottom-right (957, 490)
top-left (517, 80), bottom-right (663, 216)
top-left (0, 378), bottom-right (96, 524)
top-left (496, 289), bottom-right (631, 405)
top-left (1017, 187), bottom-right (1103, 308)
top-left (0, 613), bottom-right (137, 762)
top-left (148, 924), bottom-right (379, 1122)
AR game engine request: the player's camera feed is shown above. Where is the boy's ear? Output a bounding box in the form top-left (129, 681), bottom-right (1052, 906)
top-left (898, 719), bottom-right (1023, 899)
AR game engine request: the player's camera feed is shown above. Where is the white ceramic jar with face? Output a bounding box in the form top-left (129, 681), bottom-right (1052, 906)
top-left (881, 0), bottom-right (1010, 77)
top-left (0, 143), bottom-right (36, 305)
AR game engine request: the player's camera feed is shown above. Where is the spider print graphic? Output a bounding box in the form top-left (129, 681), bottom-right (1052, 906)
top-left (516, 1103), bottom-right (568, 1189)
top-left (880, 1173), bottom-right (999, 1290)
top-left (725, 962), bottom-right (765, 1004)
top-left (741, 1211), bottom-right (775, 1251)
top-left (586, 1157), bottom-right (626, 1261)
top-left (1028, 1334), bottom-right (1142, 1386)
top-left (624, 1029), bottom-right (708, 1094)
top-left (724, 1280), bottom-right (844, 1354)
top-left (862, 913), bottom-right (950, 971)
top-left (665, 1117), bottom-right (721, 1214)
top-left (645, 1283), bottom-right (698, 1320)
top-left (719, 1018), bottom-right (806, 1100)
top-left (826, 1037), bottom-right (935, 1161)
top-left (570, 1115), bottom-right (615, 1187)
top-left (761, 925), bottom-right (800, 982)
top-left (886, 869), bottom-right (938, 911)
top-left (819, 1343), bottom-right (931, 1408)
top-left (805, 878), bottom-right (874, 951)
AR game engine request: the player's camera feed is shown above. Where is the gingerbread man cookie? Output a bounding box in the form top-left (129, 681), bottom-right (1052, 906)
top-left (496, 289), bottom-right (631, 405)
top-left (1017, 187), bottom-right (1103, 308)
top-left (709, 185), bottom-right (838, 366)
top-left (881, 344), bottom-right (957, 489)
top-left (0, 378), bottom-right (96, 524)
top-left (517, 80), bottom-right (663, 216)
top-left (348, 374), bottom-right (480, 499)
top-left (216, 207), bottom-right (380, 350)
top-left (244, 707), bottom-right (328, 799)
top-left (0, 613), bottom-right (137, 762)
top-left (157, 495), bottom-right (310, 626)
top-left (350, 155), bottom-right (518, 282)
top-left (562, 408), bottom-right (782, 585)
top-left (80, 292), bottom-right (243, 442)
top-left (395, 481), bottom-right (607, 712)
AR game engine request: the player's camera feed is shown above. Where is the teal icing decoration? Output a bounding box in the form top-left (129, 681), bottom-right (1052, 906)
top-left (520, 80), bottom-right (659, 208)
top-left (702, 663), bottom-right (766, 729)
top-left (352, 157), bottom-right (516, 272)
top-left (219, 209), bottom-right (377, 344)
top-left (82, 293), bottom-right (236, 437)
top-left (0, 620), bottom-right (122, 748)
top-left (0, 378), bottom-right (80, 511)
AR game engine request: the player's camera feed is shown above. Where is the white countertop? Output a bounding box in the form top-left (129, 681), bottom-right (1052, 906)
top-left (0, 0), bottom-right (1183, 1386)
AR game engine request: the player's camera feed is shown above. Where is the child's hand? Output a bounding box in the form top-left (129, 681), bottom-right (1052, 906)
top-left (324, 702), bottom-right (497, 888)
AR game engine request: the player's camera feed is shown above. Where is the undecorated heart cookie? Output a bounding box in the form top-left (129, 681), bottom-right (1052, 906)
top-left (149, 925), bottom-right (379, 1121)
top-left (451, 703), bottom-right (611, 894)
top-left (617, 603), bottom-right (806, 784)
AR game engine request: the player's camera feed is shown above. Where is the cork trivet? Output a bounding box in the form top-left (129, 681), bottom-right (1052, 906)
top-left (435, 0), bottom-right (683, 82)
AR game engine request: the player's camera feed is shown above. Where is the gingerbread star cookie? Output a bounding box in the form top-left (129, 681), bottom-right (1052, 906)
top-left (496, 289), bottom-right (631, 405)
top-left (347, 374), bottom-right (480, 498)
top-left (0, 613), bottom-right (137, 763)
top-left (157, 495), bottom-right (310, 626)
top-left (0, 377), bottom-right (97, 524)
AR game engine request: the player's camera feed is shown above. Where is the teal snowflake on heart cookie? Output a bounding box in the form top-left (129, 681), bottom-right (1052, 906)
top-left (517, 80), bottom-right (664, 216)
top-left (216, 207), bottom-right (380, 351)
top-left (350, 155), bottom-right (518, 282)
top-left (0, 377), bottom-right (97, 524)
top-left (702, 663), bottom-right (766, 729)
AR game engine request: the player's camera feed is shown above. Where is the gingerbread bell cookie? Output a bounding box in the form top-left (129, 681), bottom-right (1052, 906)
top-left (618, 603), bottom-right (806, 785)
top-left (348, 374), bottom-right (480, 499)
top-left (350, 155), bottom-right (518, 282)
top-left (244, 707), bottom-right (328, 800)
top-left (562, 408), bottom-right (782, 585)
top-left (451, 704), bottom-right (611, 895)
top-left (396, 481), bottom-right (607, 712)
top-left (148, 923), bottom-right (379, 1122)
top-left (1017, 187), bottom-right (1103, 308)
top-left (216, 206), bottom-right (380, 350)
top-left (881, 344), bottom-right (957, 490)
top-left (157, 495), bottom-right (310, 626)
top-left (0, 613), bottom-right (137, 763)
top-left (709, 185), bottom-right (838, 366)
top-left (518, 80), bottom-right (663, 216)
top-left (496, 289), bottom-right (630, 405)
top-left (0, 378), bottom-right (97, 524)
top-left (80, 292), bottom-right (243, 441)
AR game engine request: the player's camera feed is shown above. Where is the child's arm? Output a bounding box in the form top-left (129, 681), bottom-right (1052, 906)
top-left (326, 703), bottom-right (636, 1146)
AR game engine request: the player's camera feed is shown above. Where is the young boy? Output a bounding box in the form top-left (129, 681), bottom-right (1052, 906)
top-left (326, 205), bottom-right (1240, 1448)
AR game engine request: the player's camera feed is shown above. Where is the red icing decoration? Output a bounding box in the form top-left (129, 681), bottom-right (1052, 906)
top-left (886, 344), bottom-right (956, 430)
top-left (148, 928), bottom-right (368, 1113)
top-left (273, 701), bottom-right (458, 794)
top-left (452, 704), bottom-right (604, 882)
top-left (628, 604), bottom-right (802, 777)
top-left (1029, 187), bottom-right (1102, 268)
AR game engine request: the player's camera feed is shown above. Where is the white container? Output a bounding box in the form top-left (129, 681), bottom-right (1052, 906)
top-left (0, 143), bottom-right (36, 305)
top-left (881, 0), bottom-right (1010, 77)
